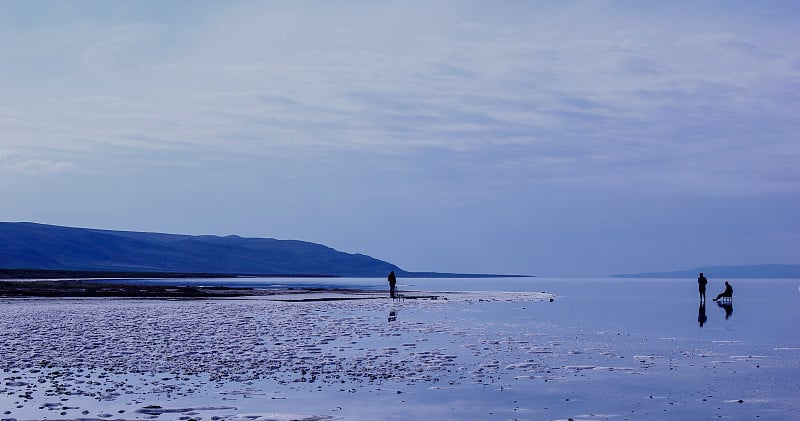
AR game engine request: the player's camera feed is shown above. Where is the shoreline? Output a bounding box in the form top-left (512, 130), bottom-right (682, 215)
top-left (0, 279), bottom-right (452, 301)
top-left (0, 279), bottom-right (256, 298)
top-left (0, 268), bottom-right (530, 281)
top-left (0, 279), bottom-right (553, 304)
top-left (0, 268), bottom-right (339, 280)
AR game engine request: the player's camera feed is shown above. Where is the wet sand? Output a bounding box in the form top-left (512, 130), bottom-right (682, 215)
top-left (0, 279), bottom-right (798, 420)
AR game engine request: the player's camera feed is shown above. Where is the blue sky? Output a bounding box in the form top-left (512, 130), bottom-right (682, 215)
top-left (1, 1), bottom-right (798, 276)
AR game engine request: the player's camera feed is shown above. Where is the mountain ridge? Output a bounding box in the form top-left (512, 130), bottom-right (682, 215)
top-left (612, 264), bottom-right (800, 279)
top-left (0, 222), bottom-right (402, 276)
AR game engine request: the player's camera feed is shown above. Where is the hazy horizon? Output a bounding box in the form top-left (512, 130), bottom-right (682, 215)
top-left (2, 1), bottom-right (798, 276)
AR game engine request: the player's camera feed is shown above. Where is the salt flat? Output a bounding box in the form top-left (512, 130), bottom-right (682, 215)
top-left (1, 278), bottom-right (798, 420)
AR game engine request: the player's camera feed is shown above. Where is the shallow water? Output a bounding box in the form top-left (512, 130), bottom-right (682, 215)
top-left (1, 277), bottom-right (798, 420)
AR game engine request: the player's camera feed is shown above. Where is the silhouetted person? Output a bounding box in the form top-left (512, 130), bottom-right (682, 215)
top-left (697, 272), bottom-right (708, 302)
top-left (388, 270), bottom-right (397, 299)
top-left (713, 281), bottom-right (733, 302)
top-left (388, 310), bottom-right (397, 322)
top-left (698, 302), bottom-right (707, 327)
top-left (717, 300), bottom-right (733, 319)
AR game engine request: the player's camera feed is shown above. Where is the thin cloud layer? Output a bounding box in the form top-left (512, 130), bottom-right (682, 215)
top-left (0, 153), bottom-right (74, 175)
top-left (0, 1), bottom-right (797, 275)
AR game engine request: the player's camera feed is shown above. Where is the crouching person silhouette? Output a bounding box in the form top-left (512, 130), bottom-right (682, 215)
top-left (713, 281), bottom-right (733, 303)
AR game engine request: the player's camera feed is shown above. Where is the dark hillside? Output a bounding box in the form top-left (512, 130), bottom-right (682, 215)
top-left (0, 222), bottom-right (402, 276)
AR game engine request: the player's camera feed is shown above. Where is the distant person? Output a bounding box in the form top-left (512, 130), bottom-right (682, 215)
top-left (713, 281), bottom-right (733, 302)
top-left (698, 302), bottom-right (707, 327)
top-left (388, 270), bottom-right (397, 299)
top-left (697, 272), bottom-right (708, 302)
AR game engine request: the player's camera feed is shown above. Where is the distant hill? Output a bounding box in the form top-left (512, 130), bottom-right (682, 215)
top-left (612, 264), bottom-right (800, 279)
top-left (0, 222), bottom-right (402, 277)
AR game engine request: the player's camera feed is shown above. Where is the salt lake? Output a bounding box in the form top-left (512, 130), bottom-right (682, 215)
top-left (1, 277), bottom-right (798, 420)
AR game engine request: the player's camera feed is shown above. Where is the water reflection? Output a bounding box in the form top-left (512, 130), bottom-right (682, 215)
top-left (698, 302), bottom-right (707, 327)
top-left (696, 298), bottom-right (733, 326)
top-left (717, 301), bottom-right (733, 319)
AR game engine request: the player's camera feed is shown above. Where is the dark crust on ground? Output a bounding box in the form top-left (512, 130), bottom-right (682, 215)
top-left (0, 268), bottom-right (338, 280)
top-left (0, 280), bottom-right (446, 300)
top-left (0, 280), bottom-right (254, 298)
top-left (0, 269), bottom-right (446, 300)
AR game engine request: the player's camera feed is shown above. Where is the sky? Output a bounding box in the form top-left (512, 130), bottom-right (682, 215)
top-left (1, 1), bottom-right (798, 276)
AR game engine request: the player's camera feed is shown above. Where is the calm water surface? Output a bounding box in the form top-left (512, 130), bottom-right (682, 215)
top-left (115, 276), bottom-right (800, 344)
top-left (62, 276), bottom-right (798, 419)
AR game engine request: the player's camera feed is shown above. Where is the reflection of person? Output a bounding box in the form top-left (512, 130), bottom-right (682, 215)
top-left (697, 272), bottom-right (708, 302)
top-left (698, 302), bottom-right (707, 327)
top-left (713, 281), bottom-right (733, 302)
top-left (717, 301), bottom-right (733, 319)
top-left (388, 270), bottom-right (397, 299)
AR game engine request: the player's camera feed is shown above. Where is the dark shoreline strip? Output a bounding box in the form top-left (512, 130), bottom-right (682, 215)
top-left (0, 268), bottom-right (337, 280)
top-left (0, 280), bottom-right (254, 298)
top-left (0, 280), bottom-right (445, 300)
top-left (0, 268), bottom-right (529, 280)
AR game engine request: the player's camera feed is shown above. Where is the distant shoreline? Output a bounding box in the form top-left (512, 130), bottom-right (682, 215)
top-left (0, 268), bottom-right (527, 299)
top-left (0, 278), bottom-right (390, 299)
top-left (0, 269), bottom-right (339, 298)
top-left (0, 268), bottom-right (337, 280)
top-left (0, 268), bottom-right (527, 281)
top-left (611, 264), bottom-right (800, 279)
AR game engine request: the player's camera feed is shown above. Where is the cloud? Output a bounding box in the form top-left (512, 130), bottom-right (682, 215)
top-left (0, 2), bottom-right (798, 274)
top-left (0, 152), bottom-right (74, 174)
top-left (620, 55), bottom-right (665, 76)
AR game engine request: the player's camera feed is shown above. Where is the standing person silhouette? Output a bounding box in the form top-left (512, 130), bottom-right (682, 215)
top-left (388, 270), bottom-right (397, 299)
top-left (697, 272), bottom-right (708, 302)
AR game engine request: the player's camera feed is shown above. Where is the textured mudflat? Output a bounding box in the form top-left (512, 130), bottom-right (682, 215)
top-left (0, 283), bottom-right (797, 420)
top-left (0, 291), bottom-right (556, 420)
